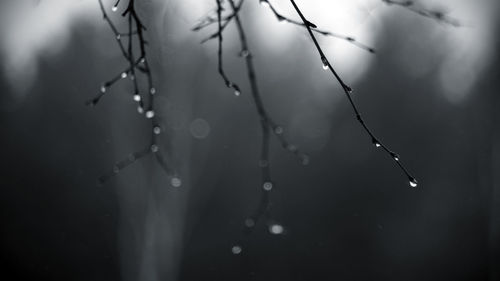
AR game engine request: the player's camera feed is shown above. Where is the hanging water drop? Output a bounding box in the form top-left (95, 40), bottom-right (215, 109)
top-left (133, 94), bottom-right (141, 102)
top-left (409, 178), bottom-right (418, 187)
top-left (321, 57), bottom-right (328, 70)
top-left (372, 138), bottom-right (381, 147)
top-left (259, 0), bottom-right (269, 8)
top-left (145, 110), bottom-right (155, 119)
top-left (149, 87), bottom-right (156, 95)
top-left (137, 106), bottom-right (144, 114)
top-left (274, 126), bottom-right (283, 134)
top-left (116, 34), bottom-right (121, 40)
top-left (153, 126), bottom-right (161, 135)
top-left (100, 85), bottom-right (106, 93)
top-left (231, 245), bottom-right (242, 255)
top-left (121, 72), bottom-right (127, 79)
top-left (171, 177), bottom-right (182, 187)
top-left (263, 181), bottom-right (273, 191)
top-left (268, 224), bottom-right (284, 235)
top-left (150, 144), bottom-right (159, 153)
top-left (111, 5), bottom-right (118, 12)
top-left (234, 90), bottom-right (241, 96)
top-left (345, 85), bottom-right (353, 94)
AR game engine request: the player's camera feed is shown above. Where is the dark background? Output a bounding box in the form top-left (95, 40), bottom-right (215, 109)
top-left (1, 0), bottom-right (499, 280)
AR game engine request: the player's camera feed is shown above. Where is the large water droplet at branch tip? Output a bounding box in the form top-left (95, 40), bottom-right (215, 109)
top-left (409, 177), bottom-right (418, 187)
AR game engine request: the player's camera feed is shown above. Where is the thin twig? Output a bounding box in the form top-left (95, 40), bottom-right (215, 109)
top-left (91, 0), bottom-right (178, 186)
top-left (289, 0), bottom-right (417, 187)
top-left (381, 0), bottom-right (460, 27)
top-left (260, 0), bottom-right (375, 53)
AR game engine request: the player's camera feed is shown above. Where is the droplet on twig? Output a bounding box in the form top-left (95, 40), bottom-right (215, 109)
top-left (274, 126), bottom-right (283, 134)
top-left (170, 177), bottom-right (182, 187)
top-left (409, 177), bottom-right (418, 187)
top-left (263, 181), bottom-right (273, 191)
top-left (150, 144), bottom-right (159, 153)
top-left (145, 110), bottom-right (155, 119)
top-left (231, 245), bottom-right (242, 255)
top-left (259, 0), bottom-right (269, 8)
top-left (321, 57), bottom-right (328, 70)
top-left (153, 126), bottom-right (161, 135)
top-left (133, 94), bottom-right (141, 102)
top-left (111, 5), bottom-right (118, 12)
top-left (149, 88), bottom-right (156, 95)
top-left (121, 72), bottom-right (128, 79)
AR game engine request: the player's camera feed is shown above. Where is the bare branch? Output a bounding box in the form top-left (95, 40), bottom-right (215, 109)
top-left (289, 0), bottom-right (417, 187)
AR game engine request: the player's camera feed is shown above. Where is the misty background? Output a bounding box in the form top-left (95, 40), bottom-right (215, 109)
top-left (0, 0), bottom-right (499, 280)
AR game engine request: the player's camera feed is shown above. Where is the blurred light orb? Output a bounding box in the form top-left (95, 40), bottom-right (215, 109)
top-left (268, 224), bottom-right (284, 235)
top-left (189, 118), bottom-right (211, 139)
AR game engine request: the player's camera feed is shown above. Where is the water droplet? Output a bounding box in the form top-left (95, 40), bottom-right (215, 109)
top-left (263, 181), bottom-right (273, 191)
top-left (149, 87), bottom-right (156, 95)
top-left (234, 90), bottom-right (241, 96)
top-left (231, 245), bottom-right (242, 255)
top-left (345, 85), bottom-right (353, 94)
top-left (259, 0), bottom-right (269, 7)
top-left (116, 34), bottom-right (121, 40)
top-left (274, 126), bottom-right (283, 134)
top-left (133, 94), bottom-right (141, 102)
top-left (393, 154), bottom-right (399, 161)
top-left (121, 72), bottom-right (127, 79)
top-left (409, 178), bottom-right (418, 187)
top-left (111, 5), bottom-right (118, 12)
top-left (145, 110), bottom-right (155, 119)
top-left (100, 86), bottom-right (106, 93)
top-left (137, 106), bottom-right (144, 114)
top-left (150, 144), bottom-right (159, 153)
top-left (268, 224), bottom-right (284, 235)
top-left (321, 57), bottom-right (328, 70)
top-left (153, 126), bottom-right (161, 135)
top-left (171, 177), bottom-right (182, 187)
top-left (372, 138), bottom-right (381, 147)
top-left (140, 57), bottom-right (146, 64)
top-left (129, 74), bottom-right (135, 81)
top-left (244, 218), bottom-right (255, 228)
